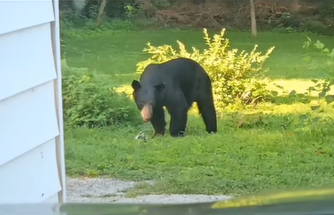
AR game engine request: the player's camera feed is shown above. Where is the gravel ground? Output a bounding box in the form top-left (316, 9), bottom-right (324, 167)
top-left (66, 177), bottom-right (232, 204)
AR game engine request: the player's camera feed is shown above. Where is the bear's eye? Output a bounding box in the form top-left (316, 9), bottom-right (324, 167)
top-left (138, 100), bottom-right (146, 107)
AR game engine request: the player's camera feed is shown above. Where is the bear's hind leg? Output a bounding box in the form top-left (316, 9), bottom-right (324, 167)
top-left (151, 106), bottom-right (166, 136)
top-left (197, 96), bottom-right (217, 134)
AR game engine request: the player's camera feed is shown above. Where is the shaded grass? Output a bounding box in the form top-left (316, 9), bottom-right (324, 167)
top-left (62, 29), bottom-right (334, 196)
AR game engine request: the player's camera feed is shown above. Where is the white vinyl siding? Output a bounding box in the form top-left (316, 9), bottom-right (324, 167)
top-left (0, 0), bottom-right (66, 204)
top-left (0, 23), bottom-right (57, 101)
top-left (0, 139), bottom-right (62, 203)
top-left (0, 81), bottom-right (59, 166)
top-left (0, 0), bottom-right (54, 35)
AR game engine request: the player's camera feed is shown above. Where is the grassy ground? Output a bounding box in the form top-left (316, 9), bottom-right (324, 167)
top-left (63, 29), bottom-right (334, 197)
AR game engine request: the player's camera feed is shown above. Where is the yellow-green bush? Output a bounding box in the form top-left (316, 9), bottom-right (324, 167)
top-left (136, 28), bottom-right (275, 112)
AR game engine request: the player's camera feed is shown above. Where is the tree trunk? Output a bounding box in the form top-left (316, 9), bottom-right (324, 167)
top-left (97, 0), bottom-right (107, 27)
top-left (250, 0), bottom-right (257, 38)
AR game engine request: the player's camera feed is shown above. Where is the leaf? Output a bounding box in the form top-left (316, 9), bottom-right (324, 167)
top-left (325, 95), bottom-right (334, 104)
top-left (311, 79), bottom-right (318, 83)
top-left (288, 90), bottom-right (297, 96)
top-left (301, 98), bottom-right (311, 104)
top-left (302, 56), bottom-right (311, 62)
top-left (328, 49), bottom-right (334, 58)
top-left (314, 40), bottom-right (325, 50)
top-left (295, 93), bottom-right (305, 97)
top-left (323, 48), bottom-right (330, 53)
top-left (311, 105), bottom-right (321, 111)
top-left (299, 114), bottom-right (309, 121)
top-left (274, 84), bottom-right (284, 89)
top-left (303, 36), bottom-right (312, 49)
top-left (270, 90), bottom-right (278, 96)
top-left (319, 91), bottom-right (326, 98)
top-left (307, 86), bottom-right (316, 92)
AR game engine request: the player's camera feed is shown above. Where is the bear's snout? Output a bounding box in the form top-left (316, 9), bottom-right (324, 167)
top-left (141, 104), bottom-right (153, 122)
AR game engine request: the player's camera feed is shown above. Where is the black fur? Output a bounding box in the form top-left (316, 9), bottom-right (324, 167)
top-left (131, 57), bottom-right (217, 137)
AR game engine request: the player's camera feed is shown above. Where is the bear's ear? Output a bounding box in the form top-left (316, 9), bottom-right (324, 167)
top-left (155, 82), bottom-right (165, 92)
top-left (131, 80), bottom-right (141, 91)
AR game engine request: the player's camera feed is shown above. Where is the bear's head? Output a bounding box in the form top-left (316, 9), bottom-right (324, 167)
top-left (131, 80), bottom-right (165, 122)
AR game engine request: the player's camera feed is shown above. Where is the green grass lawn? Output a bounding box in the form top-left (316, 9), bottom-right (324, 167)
top-left (63, 29), bottom-right (334, 197)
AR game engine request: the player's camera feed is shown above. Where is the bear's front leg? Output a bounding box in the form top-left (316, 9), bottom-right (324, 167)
top-left (169, 107), bottom-right (188, 137)
top-left (150, 106), bottom-right (166, 136)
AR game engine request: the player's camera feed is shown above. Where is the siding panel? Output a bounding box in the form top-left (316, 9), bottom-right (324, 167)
top-left (0, 23), bottom-right (57, 101)
top-left (51, 0), bottom-right (67, 203)
top-left (0, 138), bottom-right (61, 203)
top-left (43, 193), bottom-right (59, 203)
top-left (0, 0), bottom-right (54, 35)
top-left (0, 81), bottom-right (59, 166)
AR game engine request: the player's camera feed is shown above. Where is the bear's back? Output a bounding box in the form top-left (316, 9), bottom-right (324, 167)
top-left (141, 58), bottom-right (208, 86)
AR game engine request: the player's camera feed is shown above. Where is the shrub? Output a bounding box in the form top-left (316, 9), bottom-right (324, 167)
top-left (136, 28), bottom-right (275, 112)
top-left (302, 20), bottom-right (328, 35)
top-left (303, 37), bottom-right (334, 111)
top-left (62, 61), bottom-right (141, 128)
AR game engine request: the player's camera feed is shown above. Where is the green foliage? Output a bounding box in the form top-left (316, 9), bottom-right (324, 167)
top-left (136, 28), bottom-right (275, 111)
top-left (62, 62), bottom-right (141, 128)
top-left (303, 20), bottom-right (328, 35)
top-left (59, 0), bottom-right (334, 36)
top-left (315, 0), bottom-right (334, 18)
top-left (303, 37), bottom-right (334, 112)
top-left (60, 16), bottom-right (135, 37)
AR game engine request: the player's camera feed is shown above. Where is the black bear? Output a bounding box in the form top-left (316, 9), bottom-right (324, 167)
top-left (131, 57), bottom-right (217, 137)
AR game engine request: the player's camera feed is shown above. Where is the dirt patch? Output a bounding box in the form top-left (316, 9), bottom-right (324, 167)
top-left (66, 177), bottom-right (232, 204)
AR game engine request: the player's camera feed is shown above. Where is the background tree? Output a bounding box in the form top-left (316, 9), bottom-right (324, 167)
top-left (250, 0), bottom-right (257, 38)
top-left (97, 0), bottom-right (107, 27)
